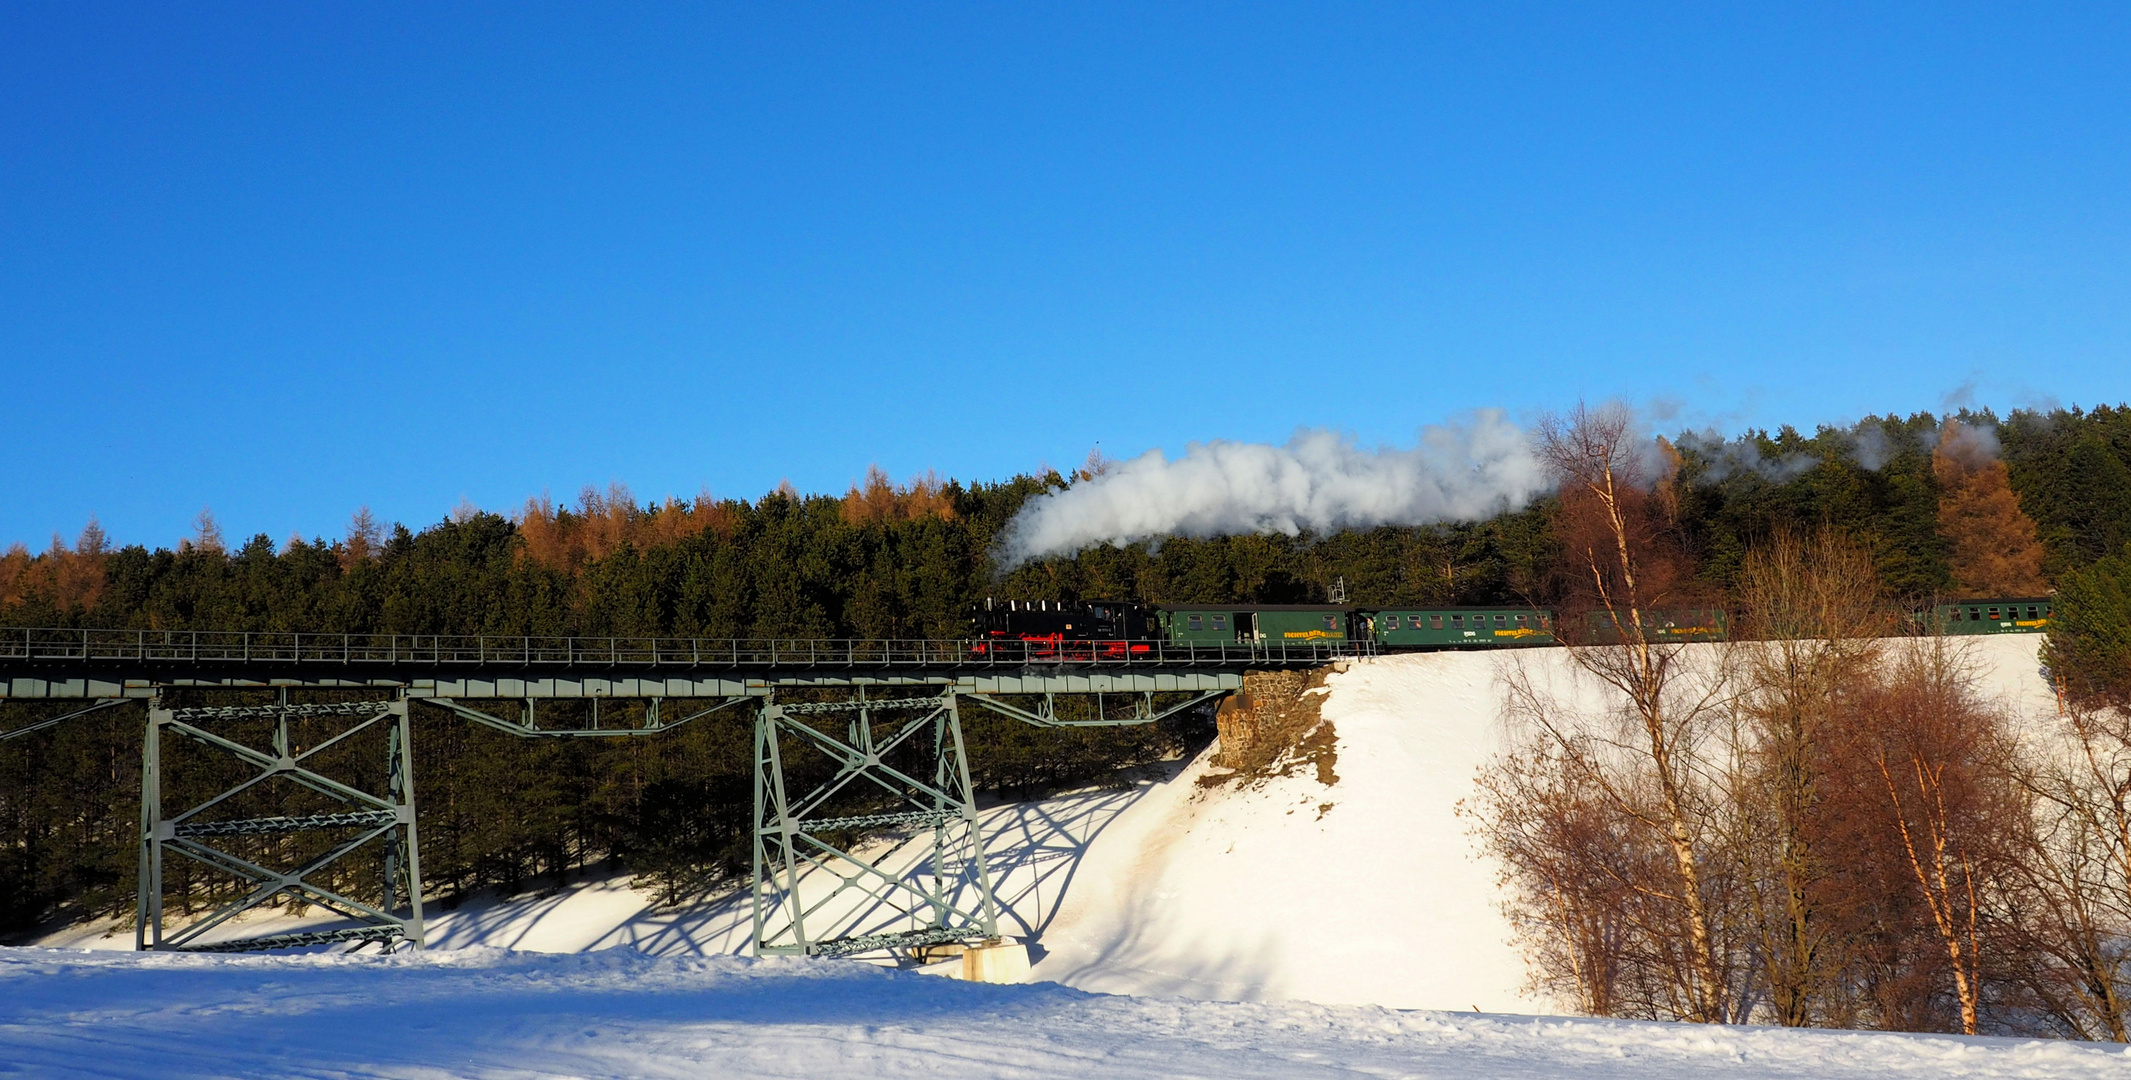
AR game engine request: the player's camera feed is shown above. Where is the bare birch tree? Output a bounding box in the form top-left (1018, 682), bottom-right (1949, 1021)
top-left (1488, 402), bottom-right (1741, 1022)
top-left (1847, 640), bottom-right (2016, 1035)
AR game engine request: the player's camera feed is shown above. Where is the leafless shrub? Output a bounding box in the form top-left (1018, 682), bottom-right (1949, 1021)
top-left (1727, 528), bottom-right (1892, 1026)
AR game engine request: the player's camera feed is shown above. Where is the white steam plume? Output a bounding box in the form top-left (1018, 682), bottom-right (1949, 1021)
top-left (997, 410), bottom-right (1547, 567)
top-left (1677, 430), bottom-right (1821, 484)
top-left (1848, 425), bottom-right (1896, 471)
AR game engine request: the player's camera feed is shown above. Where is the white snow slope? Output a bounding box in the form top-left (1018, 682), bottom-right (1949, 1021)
top-left (1026, 649), bottom-right (1535, 1010)
top-left (5, 945), bottom-right (2126, 1079)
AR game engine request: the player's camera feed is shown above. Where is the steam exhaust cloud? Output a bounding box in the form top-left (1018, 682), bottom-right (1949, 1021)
top-left (997, 410), bottom-right (1547, 567)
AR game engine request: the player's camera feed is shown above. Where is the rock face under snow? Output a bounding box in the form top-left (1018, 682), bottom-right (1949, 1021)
top-left (36, 635), bottom-right (2060, 1020)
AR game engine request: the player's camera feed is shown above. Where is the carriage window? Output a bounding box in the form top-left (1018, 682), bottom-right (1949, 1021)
top-left (1988, 608), bottom-right (2000, 620)
top-left (1450, 614), bottom-right (1463, 628)
top-left (1385, 615), bottom-right (1400, 629)
top-left (1968, 608), bottom-right (1981, 621)
top-left (1323, 615), bottom-right (1338, 631)
top-left (1494, 614), bottom-right (1506, 626)
top-left (1430, 615), bottom-right (1444, 629)
top-left (2026, 607), bottom-right (2037, 620)
top-left (1515, 614), bottom-right (1527, 625)
top-left (1187, 615), bottom-right (1203, 631)
top-left (1212, 614), bottom-right (1228, 630)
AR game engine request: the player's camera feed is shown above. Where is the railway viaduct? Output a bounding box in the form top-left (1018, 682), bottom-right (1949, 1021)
top-left (0, 628), bottom-right (1369, 960)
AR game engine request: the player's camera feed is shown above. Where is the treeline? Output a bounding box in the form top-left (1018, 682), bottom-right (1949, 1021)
top-left (0, 467), bottom-right (1558, 641)
top-left (6, 405), bottom-right (2131, 949)
top-left (6, 408), bottom-right (2131, 642)
top-left (1470, 405), bottom-right (2131, 1039)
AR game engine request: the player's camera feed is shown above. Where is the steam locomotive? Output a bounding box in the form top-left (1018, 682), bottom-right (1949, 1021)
top-left (967, 599), bottom-right (1157, 659)
top-left (971, 596), bottom-right (2055, 654)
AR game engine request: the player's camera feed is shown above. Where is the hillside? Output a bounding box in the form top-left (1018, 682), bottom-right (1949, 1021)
top-left (1024, 651), bottom-right (1534, 1009)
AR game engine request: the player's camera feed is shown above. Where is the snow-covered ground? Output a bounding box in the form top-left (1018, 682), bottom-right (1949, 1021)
top-left (14, 635), bottom-right (2072, 1076)
top-left (6, 945), bottom-right (2125, 1079)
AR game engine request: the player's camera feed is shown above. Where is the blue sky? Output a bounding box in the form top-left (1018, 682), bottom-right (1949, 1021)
top-left (3, 4), bottom-right (2126, 550)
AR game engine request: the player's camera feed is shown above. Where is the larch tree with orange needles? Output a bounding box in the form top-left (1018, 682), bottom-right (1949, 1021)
top-left (1933, 420), bottom-right (2049, 598)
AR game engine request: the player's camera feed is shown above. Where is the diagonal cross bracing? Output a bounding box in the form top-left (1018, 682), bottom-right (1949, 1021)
top-left (137, 695), bottom-right (425, 954)
top-left (173, 702), bottom-right (396, 722)
top-left (751, 691), bottom-right (1001, 958)
top-left (423, 695), bottom-right (749, 737)
top-left (802, 809), bottom-right (957, 831)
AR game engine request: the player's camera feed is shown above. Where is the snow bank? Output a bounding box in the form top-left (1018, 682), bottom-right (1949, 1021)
top-left (4, 945), bottom-right (2121, 1080)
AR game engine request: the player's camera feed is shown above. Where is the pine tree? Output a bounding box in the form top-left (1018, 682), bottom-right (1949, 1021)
top-left (2047, 543), bottom-right (2131, 706)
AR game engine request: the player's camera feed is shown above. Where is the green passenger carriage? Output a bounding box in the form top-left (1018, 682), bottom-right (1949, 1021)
top-left (1931, 597), bottom-right (2052, 635)
top-left (1371, 608), bottom-right (1555, 647)
top-left (1584, 607), bottom-right (1730, 643)
top-left (1156, 605), bottom-right (1353, 644)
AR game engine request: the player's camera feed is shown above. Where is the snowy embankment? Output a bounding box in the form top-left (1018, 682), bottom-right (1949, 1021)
top-left (5, 945), bottom-right (2124, 1079)
top-left (1025, 650), bottom-right (1535, 1009)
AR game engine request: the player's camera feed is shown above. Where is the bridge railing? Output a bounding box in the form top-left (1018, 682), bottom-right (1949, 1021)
top-left (0, 627), bottom-right (1375, 670)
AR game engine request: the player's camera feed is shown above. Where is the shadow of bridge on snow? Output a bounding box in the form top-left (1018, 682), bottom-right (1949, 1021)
top-left (412, 754), bottom-right (1196, 959)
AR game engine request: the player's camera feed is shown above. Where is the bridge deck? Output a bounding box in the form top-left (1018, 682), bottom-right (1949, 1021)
top-left (0, 628), bottom-right (1373, 699)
